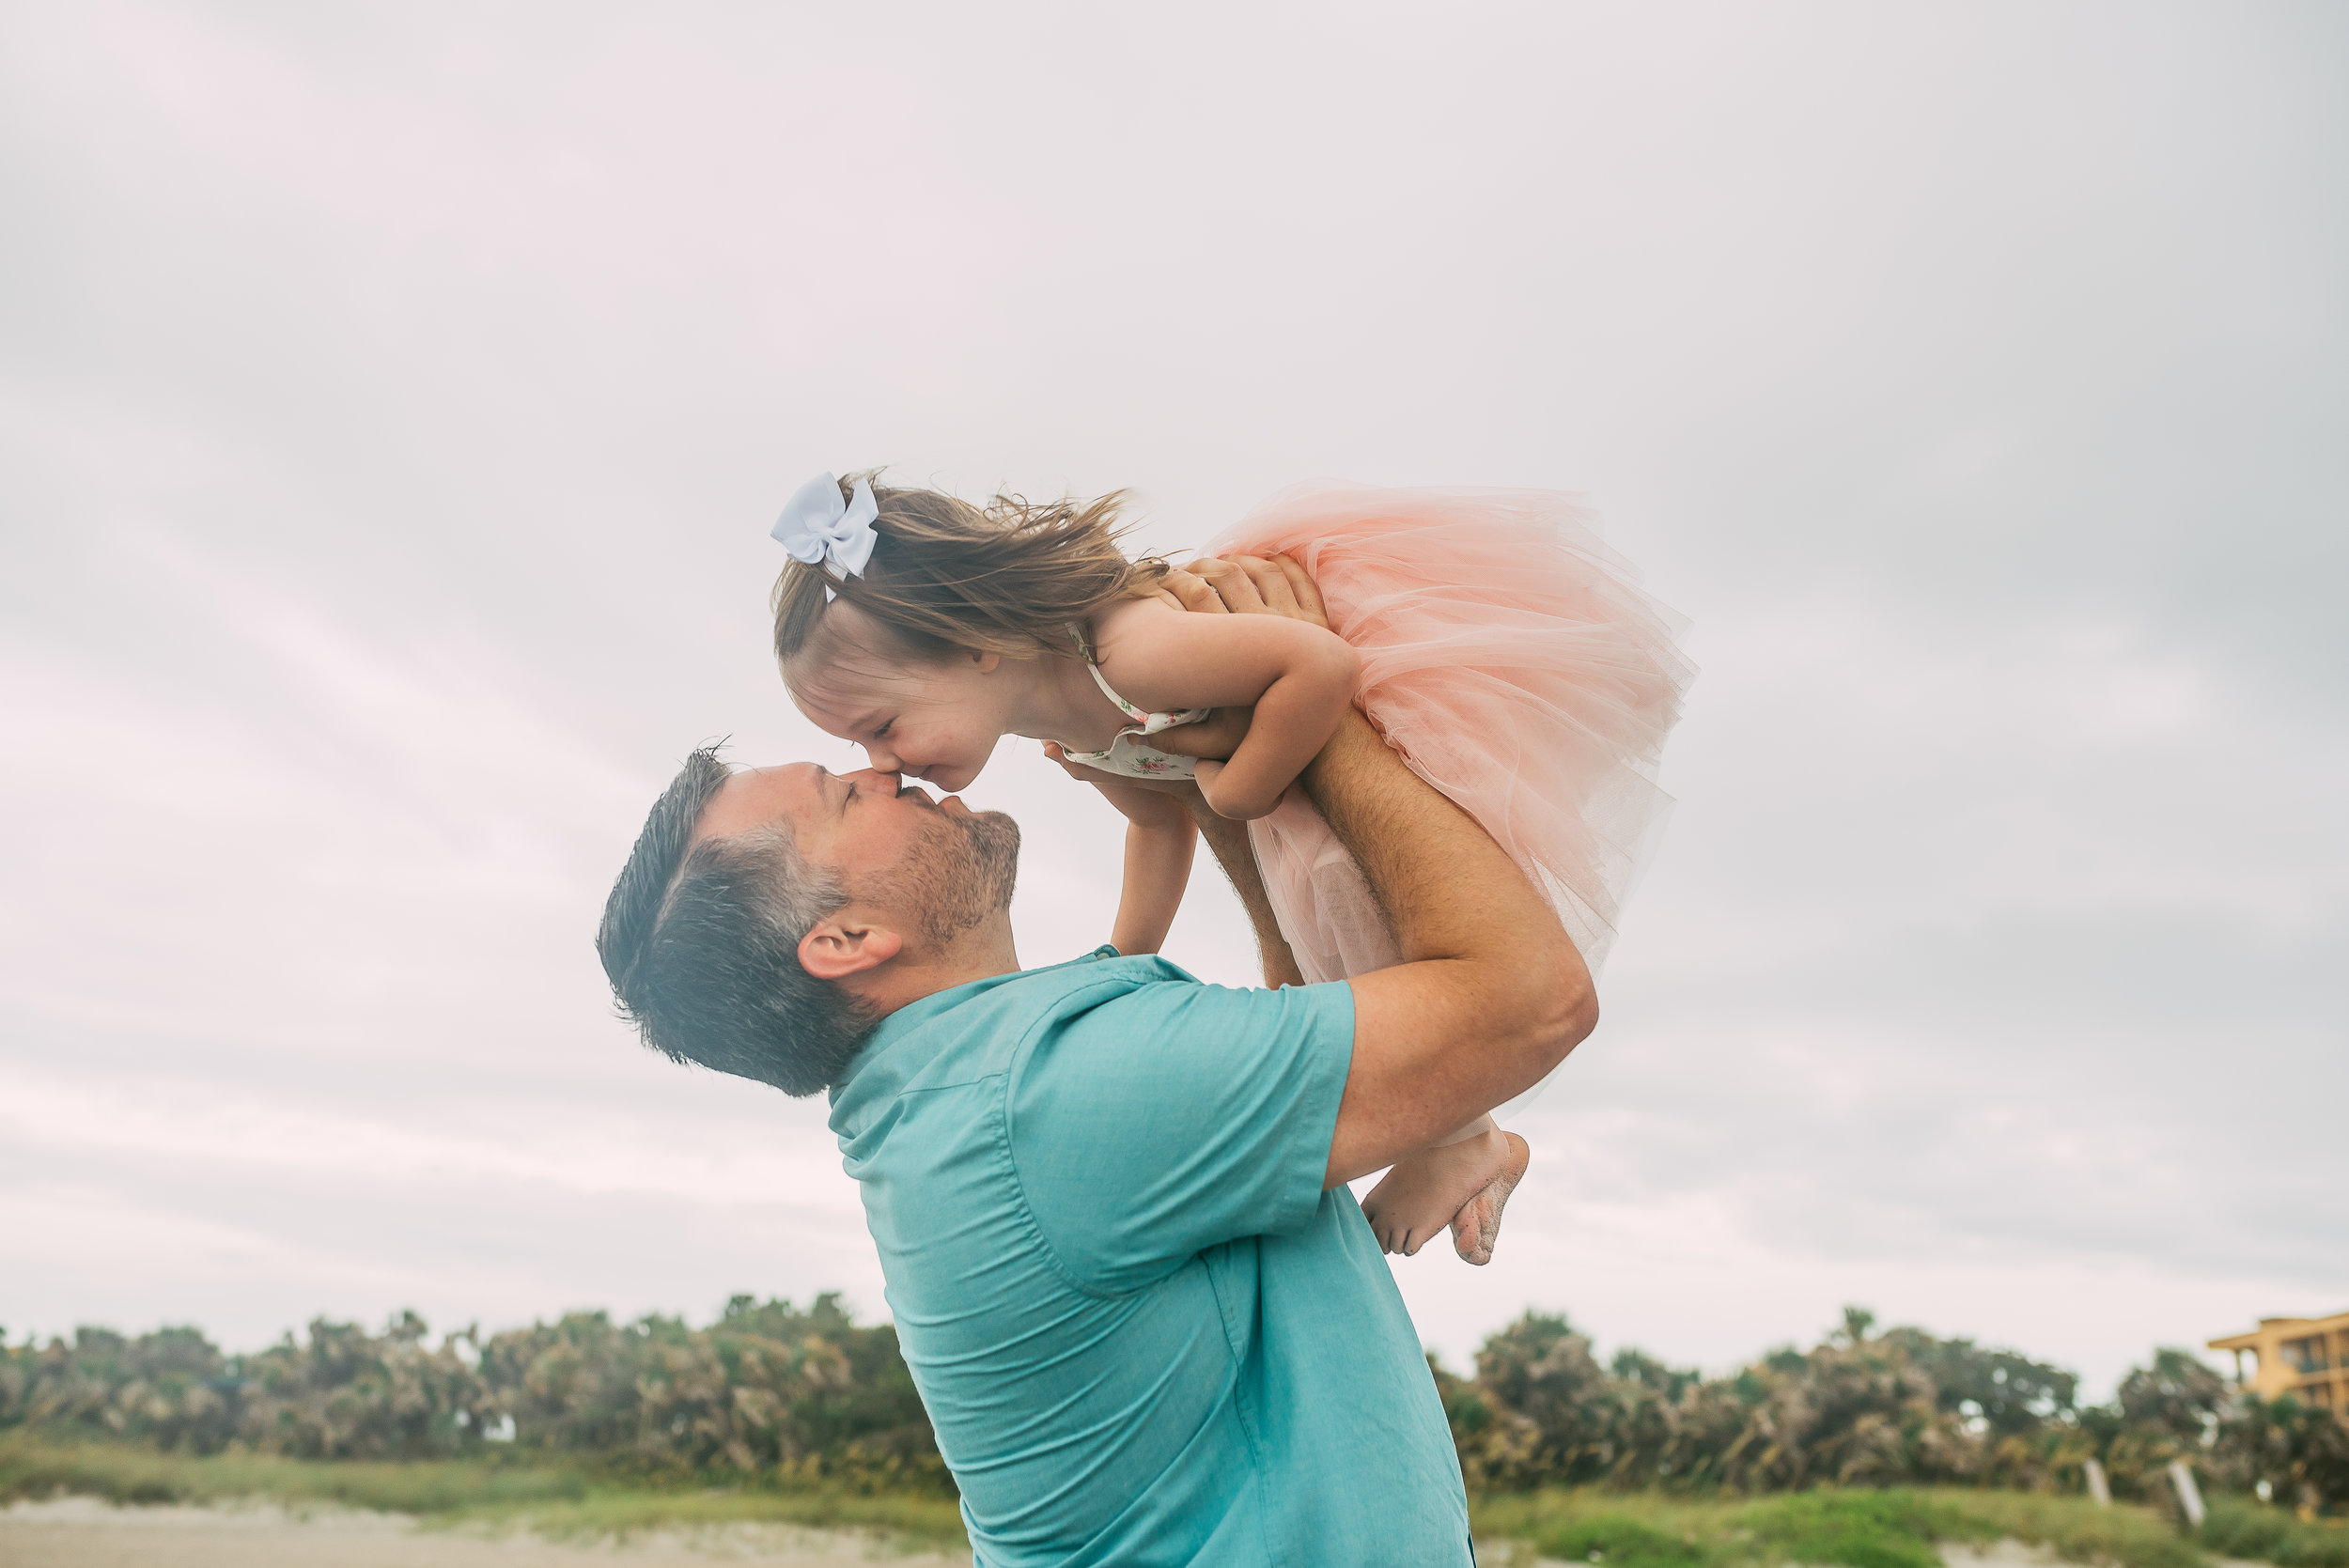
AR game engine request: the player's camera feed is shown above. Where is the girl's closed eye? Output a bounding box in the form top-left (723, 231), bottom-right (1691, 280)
top-left (871, 720), bottom-right (894, 740)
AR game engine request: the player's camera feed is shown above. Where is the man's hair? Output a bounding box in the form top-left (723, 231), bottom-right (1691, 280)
top-left (596, 747), bottom-right (873, 1096)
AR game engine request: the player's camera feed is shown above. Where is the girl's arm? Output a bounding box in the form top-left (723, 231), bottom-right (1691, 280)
top-left (1112, 814), bottom-right (1196, 956)
top-left (1090, 596), bottom-right (1359, 821)
top-left (1043, 742), bottom-right (1200, 956)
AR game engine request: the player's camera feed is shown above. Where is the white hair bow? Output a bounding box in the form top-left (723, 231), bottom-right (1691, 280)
top-left (771, 473), bottom-right (879, 600)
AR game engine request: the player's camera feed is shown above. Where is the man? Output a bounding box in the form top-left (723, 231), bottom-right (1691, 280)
top-left (598, 559), bottom-right (1595, 1566)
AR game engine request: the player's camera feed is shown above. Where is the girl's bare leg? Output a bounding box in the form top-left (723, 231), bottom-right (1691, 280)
top-left (1360, 1115), bottom-right (1530, 1264)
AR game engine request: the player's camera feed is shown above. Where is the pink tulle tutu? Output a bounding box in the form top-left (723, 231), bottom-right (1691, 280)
top-left (1202, 484), bottom-right (1694, 1106)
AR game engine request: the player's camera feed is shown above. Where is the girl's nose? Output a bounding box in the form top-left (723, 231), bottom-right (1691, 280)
top-left (865, 741), bottom-right (900, 771)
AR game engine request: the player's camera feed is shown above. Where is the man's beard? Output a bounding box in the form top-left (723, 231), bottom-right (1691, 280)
top-left (894, 807), bottom-right (1020, 946)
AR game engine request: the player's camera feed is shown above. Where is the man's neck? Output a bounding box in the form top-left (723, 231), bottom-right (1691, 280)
top-left (848, 919), bottom-right (1019, 1019)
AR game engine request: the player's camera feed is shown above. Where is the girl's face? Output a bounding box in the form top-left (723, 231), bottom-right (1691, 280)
top-left (786, 604), bottom-right (1021, 794)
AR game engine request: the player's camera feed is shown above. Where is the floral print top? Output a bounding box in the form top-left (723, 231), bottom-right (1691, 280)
top-left (1056, 628), bottom-right (1211, 780)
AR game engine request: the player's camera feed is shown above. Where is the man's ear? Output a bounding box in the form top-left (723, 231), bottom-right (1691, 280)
top-left (798, 914), bottom-right (905, 981)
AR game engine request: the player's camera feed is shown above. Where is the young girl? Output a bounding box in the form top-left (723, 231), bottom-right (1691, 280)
top-left (769, 472), bottom-right (1694, 1265)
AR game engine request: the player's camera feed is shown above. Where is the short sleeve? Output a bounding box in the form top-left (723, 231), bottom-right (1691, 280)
top-left (1006, 977), bottom-right (1354, 1296)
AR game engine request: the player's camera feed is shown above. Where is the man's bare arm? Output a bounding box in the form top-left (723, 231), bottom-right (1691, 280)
top-left (1189, 805), bottom-right (1306, 989)
top-left (1173, 556), bottom-right (1595, 1188)
top-left (1039, 729), bottom-right (1302, 988)
top-left (1304, 713), bottom-right (1594, 1184)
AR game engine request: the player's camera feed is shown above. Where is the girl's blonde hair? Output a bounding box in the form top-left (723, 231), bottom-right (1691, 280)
top-left (771, 474), bottom-right (1166, 668)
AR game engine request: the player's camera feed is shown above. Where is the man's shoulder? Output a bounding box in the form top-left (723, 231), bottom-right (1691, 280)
top-left (831, 952), bottom-right (1209, 1124)
top-left (964, 951), bottom-right (1205, 1038)
top-left (1001, 955), bottom-right (1358, 1067)
top-left (1010, 963), bottom-right (1358, 1114)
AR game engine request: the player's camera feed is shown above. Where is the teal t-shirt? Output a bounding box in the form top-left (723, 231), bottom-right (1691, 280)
top-left (827, 949), bottom-right (1470, 1568)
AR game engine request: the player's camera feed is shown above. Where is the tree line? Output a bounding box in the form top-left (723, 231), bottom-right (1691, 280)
top-left (0, 1295), bottom-right (943, 1491)
top-left (1438, 1307), bottom-right (2346, 1512)
top-left (4, 1299), bottom-right (2342, 1510)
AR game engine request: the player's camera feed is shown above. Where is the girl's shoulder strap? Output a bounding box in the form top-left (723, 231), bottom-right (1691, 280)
top-left (1067, 622), bottom-right (1154, 723)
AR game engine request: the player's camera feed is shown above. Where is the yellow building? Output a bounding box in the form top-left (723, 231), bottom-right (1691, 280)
top-left (2209, 1312), bottom-right (2349, 1411)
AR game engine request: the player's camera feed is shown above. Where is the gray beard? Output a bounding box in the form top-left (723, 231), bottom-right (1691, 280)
top-left (896, 807), bottom-right (1020, 946)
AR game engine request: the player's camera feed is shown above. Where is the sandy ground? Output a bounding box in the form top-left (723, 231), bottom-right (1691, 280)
top-left (0, 1503), bottom-right (2265, 1568)
top-left (0, 1496), bottom-right (972, 1568)
top-left (1939, 1545), bottom-right (2070, 1568)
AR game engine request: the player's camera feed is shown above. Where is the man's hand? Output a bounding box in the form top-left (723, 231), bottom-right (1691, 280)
top-left (1157, 555), bottom-right (1332, 629)
top-left (1038, 560), bottom-right (1300, 823)
top-left (1041, 741), bottom-right (1198, 825)
top-left (1046, 556), bottom-right (1325, 780)
top-left (1131, 556), bottom-right (1330, 767)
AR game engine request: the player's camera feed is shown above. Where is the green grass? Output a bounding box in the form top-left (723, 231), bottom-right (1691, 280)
top-left (2200, 1498), bottom-right (2349, 1568)
top-left (490, 1486), bottom-right (968, 1545)
top-left (0, 1435), bottom-right (968, 1552)
top-left (9, 1437), bottom-right (2340, 1567)
top-left (1470, 1487), bottom-right (2212, 1568)
top-left (0, 1435), bottom-right (590, 1514)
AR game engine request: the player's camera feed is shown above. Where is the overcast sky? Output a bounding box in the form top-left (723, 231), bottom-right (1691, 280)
top-left (3, 1), bottom-right (2342, 1396)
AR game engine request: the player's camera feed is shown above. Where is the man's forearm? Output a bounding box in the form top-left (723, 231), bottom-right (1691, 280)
top-left (1303, 709), bottom-right (1596, 1184)
top-left (1299, 713), bottom-right (1563, 972)
top-left (1148, 551), bottom-right (1593, 1184)
top-left (1189, 803), bottom-right (1305, 988)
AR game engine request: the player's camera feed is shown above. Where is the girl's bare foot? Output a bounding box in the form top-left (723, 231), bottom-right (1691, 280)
top-left (1361, 1127), bottom-right (1518, 1258)
top-left (1448, 1132), bottom-right (1530, 1265)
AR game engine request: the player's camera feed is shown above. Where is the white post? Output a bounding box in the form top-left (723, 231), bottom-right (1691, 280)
top-left (2084, 1458), bottom-right (2111, 1507)
top-left (2168, 1460), bottom-right (2206, 1528)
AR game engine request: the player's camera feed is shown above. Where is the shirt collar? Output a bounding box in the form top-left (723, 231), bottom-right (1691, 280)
top-left (830, 946), bottom-right (1121, 1105)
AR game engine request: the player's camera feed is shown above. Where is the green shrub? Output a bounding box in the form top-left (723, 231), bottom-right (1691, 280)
top-left (1737, 1490), bottom-right (1990, 1568)
top-left (2202, 1497), bottom-right (2349, 1568)
top-left (0, 1433), bottom-right (586, 1513)
top-left (1925, 1489), bottom-right (2203, 1568)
